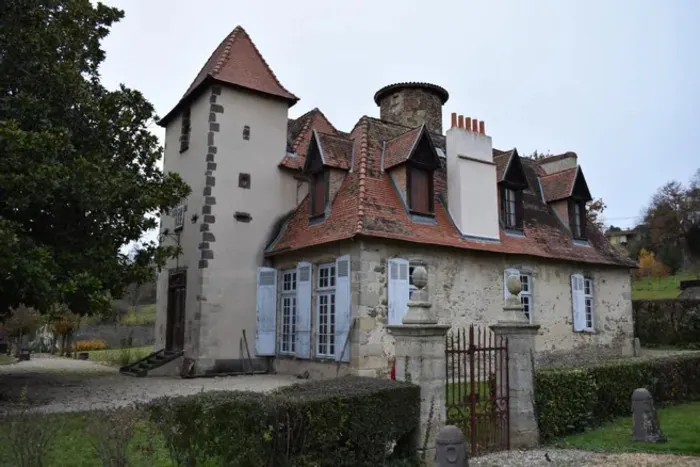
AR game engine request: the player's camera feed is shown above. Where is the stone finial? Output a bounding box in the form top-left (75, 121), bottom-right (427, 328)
top-left (501, 272), bottom-right (528, 323)
top-left (631, 388), bottom-right (667, 443)
top-left (402, 265), bottom-right (436, 325)
top-left (435, 425), bottom-right (467, 466)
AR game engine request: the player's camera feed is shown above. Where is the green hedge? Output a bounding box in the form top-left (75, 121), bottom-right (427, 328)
top-left (536, 353), bottom-right (700, 442)
top-left (147, 376), bottom-right (420, 466)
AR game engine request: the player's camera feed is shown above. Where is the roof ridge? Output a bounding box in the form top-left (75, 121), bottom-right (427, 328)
top-left (539, 166), bottom-right (577, 178)
top-left (211, 26), bottom-right (241, 76)
top-left (290, 112), bottom-right (315, 152)
top-left (312, 108), bottom-right (340, 134)
top-left (385, 124), bottom-right (422, 144)
top-left (355, 117), bottom-right (370, 234)
top-left (231, 26), bottom-right (297, 100)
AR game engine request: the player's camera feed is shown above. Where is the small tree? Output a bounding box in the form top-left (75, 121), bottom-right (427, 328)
top-left (50, 305), bottom-right (80, 357)
top-left (1, 305), bottom-right (42, 356)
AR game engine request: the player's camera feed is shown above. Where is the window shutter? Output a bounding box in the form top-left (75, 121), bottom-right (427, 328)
top-left (335, 255), bottom-right (351, 362)
top-left (515, 189), bottom-right (524, 229)
top-left (295, 261), bottom-right (312, 358)
top-left (410, 168), bottom-right (430, 213)
top-left (504, 268), bottom-right (520, 300)
top-left (571, 274), bottom-right (585, 331)
top-left (388, 258), bottom-right (410, 325)
top-left (255, 267), bottom-right (277, 356)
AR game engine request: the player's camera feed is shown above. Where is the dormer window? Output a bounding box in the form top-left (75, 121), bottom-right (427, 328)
top-left (408, 166), bottom-right (434, 215)
top-left (495, 149), bottom-right (527, 231)
top-left (310, 171), bottom-right (328, 218)
top-left (569, 200), bottom-right (586, 240)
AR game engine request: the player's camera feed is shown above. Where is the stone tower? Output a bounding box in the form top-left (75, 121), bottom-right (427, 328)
top-left (374, 82), bottom-right (449, 135)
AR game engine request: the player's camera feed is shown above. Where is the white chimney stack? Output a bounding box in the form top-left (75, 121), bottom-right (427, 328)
top-left (446, 112), bottom-right (500, 240)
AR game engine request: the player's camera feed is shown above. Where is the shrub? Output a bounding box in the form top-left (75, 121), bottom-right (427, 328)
top-left (73, 339), bottom-right (108, 352)
top-left (633, 299), bottom-right (700, 347)
top-left (87, 406), bottom-right (143, 467)
top-left (147, 376), bottom-right (420, 466)
top-left (536, 353), bottom-right (700, 442)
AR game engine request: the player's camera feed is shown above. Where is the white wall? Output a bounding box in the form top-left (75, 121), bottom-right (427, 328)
top-left (155, 92), bottom-right (210, 355)
top-left (196, 87), bottom-right (300, 367)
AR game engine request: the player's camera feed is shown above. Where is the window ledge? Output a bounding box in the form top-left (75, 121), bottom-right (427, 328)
top-left (410, 212), bottom-right (437, 224)
top-left (573, 239), bottom-right (590, 246)
top-left (308, 214), bottom-right (326, 226)
top-left (574, 329), bottom-right (597, 334)
top-left (503, 228), bottom-right (525, 238)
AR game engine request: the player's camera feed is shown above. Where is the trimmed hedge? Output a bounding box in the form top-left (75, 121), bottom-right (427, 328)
top-left (147, 376), bottom-right (420, 466)
top-left (633, 299), bottom-right (700, 348)
top-left (536, 353), bottom-right (700, 442)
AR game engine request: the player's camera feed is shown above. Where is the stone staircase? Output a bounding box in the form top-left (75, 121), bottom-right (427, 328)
top-left (119, 348), bottom-right (184, 377)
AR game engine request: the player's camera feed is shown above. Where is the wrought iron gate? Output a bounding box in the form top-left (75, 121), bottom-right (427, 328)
top-left (445, 325), bottom-right (509, 456)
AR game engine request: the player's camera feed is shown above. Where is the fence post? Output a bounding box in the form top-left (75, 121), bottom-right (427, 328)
top-left (490, 273), bottom-right (540, 448)
top-left (387, 266), bottom-right (450, 465)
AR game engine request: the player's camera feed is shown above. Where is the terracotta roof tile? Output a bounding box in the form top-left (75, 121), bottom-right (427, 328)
top-left (382, 126), bottom-right (422, 170)
top-left (540, 168), bottom-right (577, 202)
top-left (494, 150), bottom-right (514, 182)
top-left (280, 108), bottom-right (339, 171)
top-left (269, 117), bottom-right (634, 268)
top-left (316, 132), bottom-right (353, 170)
top-left (160, 26), bottom-right (297, 125)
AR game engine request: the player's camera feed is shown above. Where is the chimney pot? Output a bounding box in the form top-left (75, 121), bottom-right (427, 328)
top-left (472, 118), bottom-right (478, 133)
top-left (465, 117), bottom-right (472, 132)
top-left (479, 121), bottom-right (485, 134)
top-left (451, 113), bottom-right (457, 128)
top-left (458, 115), bottom-right (464, 129)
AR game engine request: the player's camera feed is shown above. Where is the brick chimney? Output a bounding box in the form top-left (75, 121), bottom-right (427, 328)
top-left (374, 82), bottom-right (449, 134)
top-left (446, 112), bottom-right (500, 240)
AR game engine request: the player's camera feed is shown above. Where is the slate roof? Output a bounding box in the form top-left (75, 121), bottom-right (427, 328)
top-left (159, 26), bottom-right (298, 126)
top-left (268, 116), bottom-right (635, 268)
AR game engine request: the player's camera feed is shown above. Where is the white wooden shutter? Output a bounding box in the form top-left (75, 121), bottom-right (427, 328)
top-left (255, 267), bottom-right (277, 356)
top-left (295, 261), bottom-right (312, 358)
top-left (335, 255), bottom-right (351, 362)
top-left (571, 274), bottom-right (586, 331)
top-left (504, 268), bottom-right (520, 300)
top-left (388, 258), bottom-right (410, 325)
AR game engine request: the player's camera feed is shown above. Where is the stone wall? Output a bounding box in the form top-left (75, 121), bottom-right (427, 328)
top-left (74, 324), bottom-right (154, 348)
top-left (355, 238), bottom-right (634, 374)
top-left (633, 299), bottom-right (700, 347)
top-left (377, 86), bottom-right (444, 134)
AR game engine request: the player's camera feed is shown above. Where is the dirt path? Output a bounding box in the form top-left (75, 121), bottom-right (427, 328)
top-left (472, 449), bottom-right (700, 466)
top-left (0, 355), bottom-right (302, 414)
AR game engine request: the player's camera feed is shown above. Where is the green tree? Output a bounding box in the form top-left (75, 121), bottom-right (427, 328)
top-left (0, 1), bottom-right (190, 318)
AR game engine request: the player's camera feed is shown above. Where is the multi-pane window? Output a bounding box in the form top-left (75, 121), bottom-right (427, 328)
top-left (503, 188), bottom-right (517, 228)
top-left (280, 270), bottom-right (297, 354)
top-left (316, 263), bottom-right (336, 357)
top-left (180, 107), bottom-right (191, 153)
top-left (519, 274), bottom-right (533, 322)
top-left (172, 203), bottom-right (186, 230)
top-left (584, 277), bottom-right (594, 330)
top-left (574, 203), bottom-right (582, 238)
top-left (570, 200), bottom-right (587, 239)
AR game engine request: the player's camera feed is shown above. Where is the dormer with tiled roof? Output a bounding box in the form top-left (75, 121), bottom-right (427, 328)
top-left (540, 165), bottom-right (593, 241)
top-left (494, 148), bottom-right (529, 232)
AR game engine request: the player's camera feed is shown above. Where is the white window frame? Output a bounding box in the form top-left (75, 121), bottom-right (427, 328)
top-left (279, 269), bottom-right (297, 355)
top-left (583, 277), bottom-right (595, 331)
top-left (173, 203), bottom-right (185, 230)
top-left (519, 273), bottom-right (533, 323)
top-left (316, 263), bottom-right (336, 358)
top-left (504, 188), bottom-right (517, 228)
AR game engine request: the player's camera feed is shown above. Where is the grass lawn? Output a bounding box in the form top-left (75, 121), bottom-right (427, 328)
top-left (86, 345), bottom-right (153, 366)
top-left (0, 354), bottom-right (13, 366)
top-left (0, 412), bottom-right (173, 467)
top-left (632, 272), bottom-right (699, 300)
top-left (557, 402), bottom-right (700, 455)
top-left (120, 303), bottom-right (157, 326)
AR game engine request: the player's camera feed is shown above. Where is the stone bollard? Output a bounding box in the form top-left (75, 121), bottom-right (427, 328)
top-left (435, 425), bottom-right (468, 466)
top-left (631, 388), bottom-right (667, 443)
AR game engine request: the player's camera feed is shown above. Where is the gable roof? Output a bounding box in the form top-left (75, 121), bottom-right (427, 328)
top-left (280, 108), bottom-right (340, 171)
top-left (268, 116), bottom-right (635, 268)
top-left (540, 166), bottom-right (592, 202)
top-left (381, 124), bottom-right (439, 171)
top-left (159, 26), bottom-right (298, 126)
top-left (304, 131), bottom-right (353, 171)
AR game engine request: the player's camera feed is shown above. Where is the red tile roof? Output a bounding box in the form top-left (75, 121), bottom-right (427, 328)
top-left (280, 108), bottom-right (340, 171)
top-left (540, 167), bottom-right (577, 202)
top-left (382, 126), bottom-right (422, 170)
top-left (159, 26), bottom-right (298, 126)
top-left (268, 117), bottom-right (635, 268)
top-left (316, 132), bottom-right (353, 170)
top-left (494, 150), bottom-right (514, 182)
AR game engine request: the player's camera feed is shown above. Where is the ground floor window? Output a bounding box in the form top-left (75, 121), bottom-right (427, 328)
top-left (316, 263), bottom-right (336, 358)
top-left (519, 274), bottom-right (533, 322)
top-left (280, 269), bottom-right (297, 354)
top-left (584, 277), bottom-right (594, 330)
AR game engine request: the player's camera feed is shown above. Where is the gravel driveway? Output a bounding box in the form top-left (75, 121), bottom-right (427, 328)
top-left (471, 449), bottom-right (700, 466)
top-left (0, 355), bottom-right (302, 414)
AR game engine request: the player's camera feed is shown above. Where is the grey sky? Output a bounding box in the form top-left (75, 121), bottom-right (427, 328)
top-left (101, 0), bottom-right (699, 239)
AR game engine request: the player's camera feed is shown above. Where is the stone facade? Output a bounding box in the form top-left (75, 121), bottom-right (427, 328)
top-left (377, 86), bottom-right (444, 135)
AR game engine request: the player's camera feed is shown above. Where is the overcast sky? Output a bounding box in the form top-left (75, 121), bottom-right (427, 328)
top-left (100, 0), bottom-right (699, 240)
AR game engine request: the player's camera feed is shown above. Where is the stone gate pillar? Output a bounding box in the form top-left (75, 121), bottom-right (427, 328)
top-left (387, 266), bottom-right (449, 465)
top-left (490, 273), bottom-right (541, 448)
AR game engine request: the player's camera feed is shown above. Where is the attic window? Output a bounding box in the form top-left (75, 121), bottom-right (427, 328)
top-left (310, 171), bottom-right (328, 218)
top-left (242, 125), bottom-right (250, 141)
top-left (180, 107), bottom-right (191, 153)
top-left (569, 200), bottom-right (587, 240)
top-left (407, 166), bottom-right (434, 215)
top-left (501, 186), bottom-right (524, 230)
